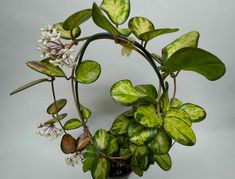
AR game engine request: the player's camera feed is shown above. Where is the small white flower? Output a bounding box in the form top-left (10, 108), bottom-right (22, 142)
top-left (36, 123), bottom-right (63, 139)
top-left (121, 36), bottom-right (135, 57)
top-left (65, 153), bottom-right (84, 167)
top-left (37, 24), bottom-right (75, 68)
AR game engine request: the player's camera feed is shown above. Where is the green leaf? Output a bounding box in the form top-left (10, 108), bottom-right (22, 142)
top-left (162, 31), bottom-right (200, 62)
top-left (53, 22), bottom-right (81, 40)
top-left (181, 103), bottom-right (206, 122)
top-left (134, 104), bottom-right (163, 128)
top-left (76, 60), bottom-right (101, 84)
top-left (131, 155), bottom-right (150, 171)
top-left (118, 28), bottom-right (131, 36)
top-left (105, 135), bottom-right (119, 155)
top-left (47, 99), bottom-right (67, 115)
top-left (131, 166), bottom-right (143, 177)
top-left (63, 118), bottom-right (82, 130)
top-left (26, 58), bottom-right (65, 77)
top-left (148, 129), bottom-right (172, 155)
top-left (134, 84), bottom-right (158, 99)
top-left (163, 47), bottom-right (226, 81)
top-left (154, 153), bottom-right (172, 171)
top-left (63, 9), bottom-right (92, 31)
top-left (164, 116), bottom-right (196, 146)
top-left (122, 108), bottom-right (134, 118)
top-left (91, 158), bottom-right (110, 179)
top-left (166, 107), bottom-right (192, 126)
top-left (92, 3), bottom-right (119, 36)
top-left (160, 83), bottom-right (170, 113)
top-left (94, 129), bottom-right (110, 150)
top-left (110, 115), bottom-right (130, 135)
top-left (84, 144), bottom-right (98, 157)
top-left (80, 105), bottom-right (92, 119)
top-left (127, 120), bottom-right (145, 138)
top-left (60, 134), bottom-right (77, 154)
top-left (83, 156), bottom-right (95, 172)
top-left (101, 0), bottom-right (130, 25)
top-left (128, 17), bottom-right (154, 40)
top-left (10, 78), bottom-right (50, 95)
top-left (139, 28), bottom-right (179, 42)
top-left (130, 128), bottom-right (157, 145)
top-left (44, 113), bottom-right (67, 125)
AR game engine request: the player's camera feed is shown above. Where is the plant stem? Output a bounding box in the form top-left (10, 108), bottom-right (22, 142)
top-left (156, 83), bottom-right (162, 115)
top-left (50, 77), bottom-right (66, 133)
top-left (170, 75), bottom-right (177, 106)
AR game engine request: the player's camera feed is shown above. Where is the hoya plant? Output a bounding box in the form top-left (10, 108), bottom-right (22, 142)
top-left (11, 0), bottom-right (226, 178)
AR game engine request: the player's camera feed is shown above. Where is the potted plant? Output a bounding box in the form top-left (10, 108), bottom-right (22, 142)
top-left (10, 0), bottom-right (226, 179)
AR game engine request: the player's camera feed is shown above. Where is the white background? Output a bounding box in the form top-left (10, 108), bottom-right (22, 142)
top-left (1, 0), bottom-right (235, 178)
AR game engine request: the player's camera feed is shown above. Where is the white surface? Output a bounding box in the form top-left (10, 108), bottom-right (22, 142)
top-left (1, 0), bottom-right (235, 178)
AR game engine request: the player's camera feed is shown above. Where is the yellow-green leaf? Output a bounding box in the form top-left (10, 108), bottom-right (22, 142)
top-left (139, 28), bottom-right (179, 42)
top-left (101, 0), bottom-right (130, 25)
top-left (91, 158), bottom-right (110, 179)
top-left (53, 22), bottom-right (81, 40)
top-left (94, 129), bottom-right (110, 150)
top-left (166, 107), bottom-right (192, 126)
top-left (83, 156), bottom-right (95, 172)
top-left (134, 84), bottom-right (158, 99)
top-left (63, 118), bottom-right (82, 130)
top-left (154, 153), bottom-right (172, 171)
top-left (130, 128), bottom-right (157, 145)
top-left (44, 113), bottom-right (67, 125)
top-left (164, 116), bottom-right (196, 146)
top-left (76, 60), bottom-right (101, 84)
top-left (92, 3), bottom-right (119, 36)
top-left (162, 31), bottom-right (200, 62)
top-left (80, 104), bottom-right (92, 119)
top-left (47, 99), bottom-right (67, 115)
top-left (134, 104), bottom-right (163, 128)
top-left (148, 129), bottom-right (172, 155)
top-left (127, 120), bottom-right (145, 138)
top-left (128, 17), bottom-right (154, 40)
top-left (110, 115), bottom-right (130, 135)
top-left (105, 135), bottom-right (119, 155)
top-left (181, 103), bottom-right (207, 122)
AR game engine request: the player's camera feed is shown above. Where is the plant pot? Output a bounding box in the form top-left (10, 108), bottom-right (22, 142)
top-left (108, 160), bottom-right (131, 179)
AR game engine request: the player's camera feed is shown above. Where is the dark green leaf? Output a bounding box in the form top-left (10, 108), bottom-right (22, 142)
top-left (128, 17), bottom-right (154, 40)
top-left (181, 103), bottom-right (206, 122)
top-left (63, 9), bottom-right (92, 31)
top-left (148, 129), bottom-right (172, 155)
top-left (163, 47), bottom-right (226, 81)
top-left (26, 58), bottom-right (65, 77)
top-left (162, 31), bottom-right (200, 62)
top-left (134, 104), bottom-right (163, 128)
top-left (131, 166), bottom-right (143, 177)
top-left (164, 116), bottom-right (196, 146)
top-left (76, 60), bottom-right (101, 84)
top-left (101, 0), bottom-right (130, 25)
top-left (129, 144), bottom-right (149, 156)
top-left (63, 118), bottom-right (82, 130)
top-left (122, 108), bottom-right (134, 118)
top-left (44, 113), bottom-right (67, 125)
top-left (154, 153), bottom-right (172, 171)
top-left (91, 158), bottom-right (110, 179)
top-left (110, 115), bottom-right (130, 135)
top-left (60, 134), bottom-right (77, 154)
top-left (130, 128), bottom-right (157, 145)
top-left (139, 28), bottom-right (179, 42)
top-left (47, 99), bottom-right (67, 115)
top-left (94, 129), bottom-right (110, 150)
top-left (92, 3), bottom-right (119, 36)
top-left (166, 107), bottom-right (192, 126)
top-left (10, 78), bottom-right (50, 95)
top-left (134, 84), bottom-right (158, 99)
top-left (53, 22), bottom-right (81, 40)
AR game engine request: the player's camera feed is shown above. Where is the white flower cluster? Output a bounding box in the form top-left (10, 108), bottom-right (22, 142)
top-left (65, 153), bottom-right (83, 167)
top-left (38, 25), bottom-right (75, 67)
top-left (37, 123), bottom-right (63, 139)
